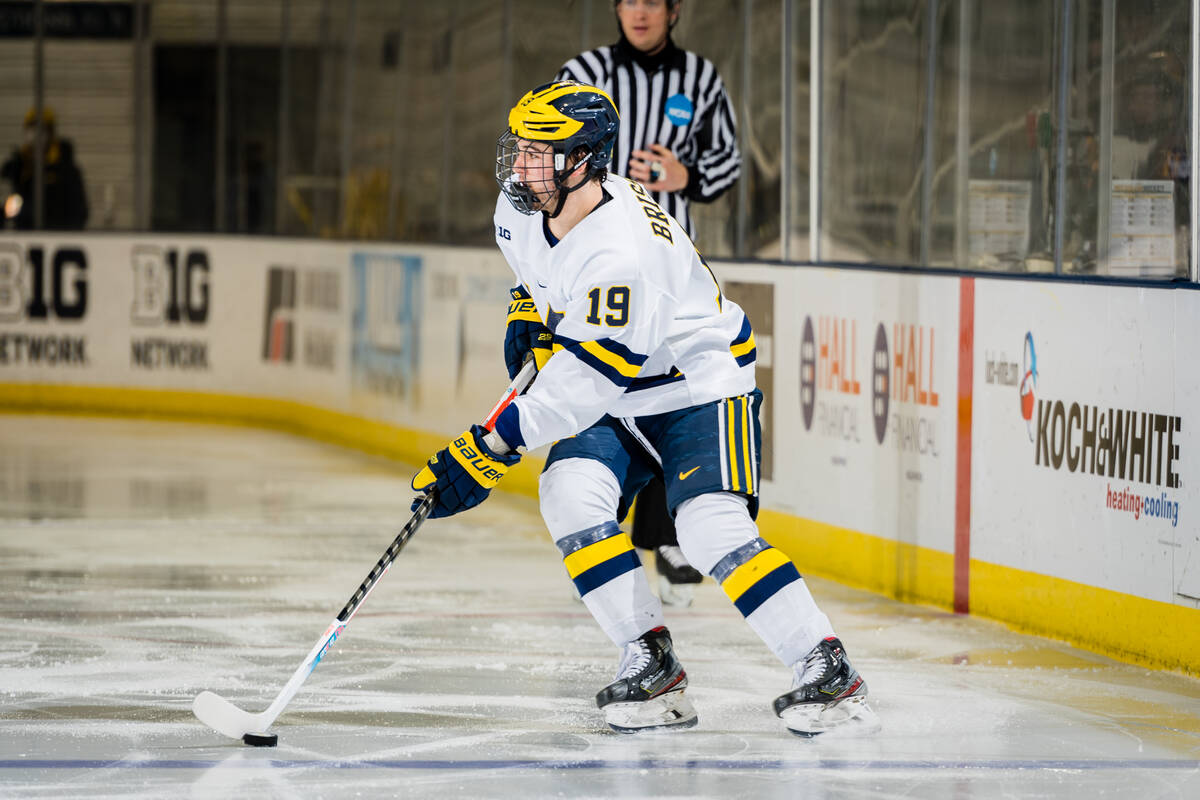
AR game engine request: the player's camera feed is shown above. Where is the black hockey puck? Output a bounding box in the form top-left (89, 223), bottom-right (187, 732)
top-left (242, 732), bottom-right (278, 747)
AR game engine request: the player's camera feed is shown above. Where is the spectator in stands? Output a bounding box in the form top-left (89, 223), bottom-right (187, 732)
top-left (2, 106), bottom-right (89, 230)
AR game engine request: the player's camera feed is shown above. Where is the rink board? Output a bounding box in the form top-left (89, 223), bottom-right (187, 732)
top-left (0, 234), bottom-right (1196, 674)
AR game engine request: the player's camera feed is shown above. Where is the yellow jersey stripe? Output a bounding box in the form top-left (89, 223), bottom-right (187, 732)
top-left (579, 340), bottom-right (642, 378)
top-left (563, 532), bottom-right (635, 579)
top-left (730, 332), bottom-right (756, 358)
top-left (721, 547), bottom-right (792, 602)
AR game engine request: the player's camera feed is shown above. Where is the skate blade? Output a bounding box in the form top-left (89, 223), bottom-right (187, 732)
top-left (605, 690), bottom-right (699, 733)
top-left (780, 695), bottom-right (881, 738)
top-left (657, 575), bottom-right (695, 608)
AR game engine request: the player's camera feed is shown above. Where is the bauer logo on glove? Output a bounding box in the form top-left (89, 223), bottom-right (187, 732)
top-left (449, 434), bottom-right (506, 485)
top-left (411, 424), bottom-right (521, 518)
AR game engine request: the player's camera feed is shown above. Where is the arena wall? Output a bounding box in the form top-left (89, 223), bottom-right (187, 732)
top-left (1, 234), bottom-right (1196, 675)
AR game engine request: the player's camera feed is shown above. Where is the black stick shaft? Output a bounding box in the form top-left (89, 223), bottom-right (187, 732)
top-left (332, 360), bottom-right (534, 624)
top-left (336, 491), bottom-right (435, 622)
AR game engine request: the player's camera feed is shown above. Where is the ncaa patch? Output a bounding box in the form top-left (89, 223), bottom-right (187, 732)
top-left (665, 93), bottom-right (693, 126)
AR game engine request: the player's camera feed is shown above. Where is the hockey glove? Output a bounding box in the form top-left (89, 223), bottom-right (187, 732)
top-left (504, 285), bottom-right (553, 379)
top-left (410, 424), bottom-right (521, 518)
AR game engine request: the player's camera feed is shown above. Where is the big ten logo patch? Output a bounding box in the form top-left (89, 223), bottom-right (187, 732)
top-left (0, 244), bottom-right (88, 323)
top-left (263, 266), bottom-right (340, 370)
top-left (0, 244), bottom-right (89, 367)
top-left (129, 247), bottom-right (211, 371)
top-left (130, 247), bottom-right (210, 326)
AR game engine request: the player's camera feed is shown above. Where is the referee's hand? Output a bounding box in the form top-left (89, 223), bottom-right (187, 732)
top-left (630, 144), bottom-right (688, 193)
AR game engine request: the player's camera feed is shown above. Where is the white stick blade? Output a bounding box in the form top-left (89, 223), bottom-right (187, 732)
top-left (193, 690), bottom-right (267, 740)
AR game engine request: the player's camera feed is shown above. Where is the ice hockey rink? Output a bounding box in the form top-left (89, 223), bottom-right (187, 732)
top-left (1, 414), bottom-right (1198, 799)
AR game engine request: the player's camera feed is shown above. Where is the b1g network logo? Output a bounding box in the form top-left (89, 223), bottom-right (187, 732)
top-left (1020, 331), bottom-right (1183, 527)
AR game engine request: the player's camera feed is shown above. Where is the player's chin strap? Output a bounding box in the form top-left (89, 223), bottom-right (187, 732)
top-left (545, 151), bottom-right (596, 219)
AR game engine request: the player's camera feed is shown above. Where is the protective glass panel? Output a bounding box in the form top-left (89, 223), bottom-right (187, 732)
top-left (925, 1), bottom-right (964, 267)
top-left (961, 1), bottom-right (1057, 272)
top-left (783, 0), bottom-right (808, 261)
top-left (1099, 0), bottom-right (1191, 278)
top-left (671, 1), bottom-right (744, 257)
top-left (819, 1), bottom-right (930, 264)
top-left (0, 7), bottom-right (134, 232)
top-left (0, 35), bottom-right (38, 231)
top-left (514, 0), bottom-right (588, 93)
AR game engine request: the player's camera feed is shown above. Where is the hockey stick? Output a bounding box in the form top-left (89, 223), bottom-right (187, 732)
top-left (193, 359), bottom-right (537, 743)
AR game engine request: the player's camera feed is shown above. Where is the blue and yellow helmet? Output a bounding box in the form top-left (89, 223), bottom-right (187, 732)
top-left (506, 80), bottom-right (619, 171)
top-left (496, 81), bottom-right (620, 215)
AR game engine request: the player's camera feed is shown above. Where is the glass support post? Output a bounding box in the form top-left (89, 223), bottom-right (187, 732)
top-left (1192, 0), bottom-right (1199, 280)
top-left (33, 0), bottom-right (44, 230)
top-left (133, 0), bottom-right (145, 230)
top-left (1096, 0), bottom-right (1114, 275)
top-left (215, 0), bottom-right (228, 233)
top-left (1052, 0), bottom-right (1073, 273)
top-left (781, 0), bottom-right (793, 261)
top-left (438, 2), bottom-right (458, 242)
top-left (808, 0), bottom-right (820, 262)
top-left (386, 29), bottom-right (407, 241)
top-left (954, 0), bottom-right (972, 268)
top-left (736, 0), bottom-right (752, 257)
top-left (338, 0), bottom-right (358, 236)
top-left (581, 0), bottom-right (592, 51)
top-left (277, 0), bottom-right (292, 235)
top-left (920, 0), bottom-right (939, 266)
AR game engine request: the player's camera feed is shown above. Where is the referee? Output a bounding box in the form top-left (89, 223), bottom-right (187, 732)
top-left (556, 0), bottom-right (741, 240)
top-left (556, 0), bottom-right (742, 606)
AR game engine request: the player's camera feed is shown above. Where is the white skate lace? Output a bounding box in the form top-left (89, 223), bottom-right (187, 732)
top-left (616, 638), bottom-right (653, 680)
top-left (795, 643), bottom-right (831, 688)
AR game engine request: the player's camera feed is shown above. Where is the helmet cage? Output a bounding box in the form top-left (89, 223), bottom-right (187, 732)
top-left (496, 130), bottom-right (542, 215)
top-left (495, 131), bottom-right (604, 217)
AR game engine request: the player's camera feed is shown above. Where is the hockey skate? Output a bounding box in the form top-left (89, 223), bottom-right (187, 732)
top-left (596, 626), bottom-right (698, 733)
top-left (773, 636), bottom-right (880, 737)
top-left (654, 545), bottom-right (704, 608)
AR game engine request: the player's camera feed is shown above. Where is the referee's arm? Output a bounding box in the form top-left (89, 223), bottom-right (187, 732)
top-left (681, 73), bottom-right (741, 204)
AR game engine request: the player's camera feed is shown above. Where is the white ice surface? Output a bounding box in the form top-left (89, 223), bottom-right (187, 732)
top-left (1, 414), bottom-right (1198, 799)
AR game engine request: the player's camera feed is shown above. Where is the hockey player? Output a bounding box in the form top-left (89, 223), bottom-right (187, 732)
top-left (410, 81), bottom-right (878, 737)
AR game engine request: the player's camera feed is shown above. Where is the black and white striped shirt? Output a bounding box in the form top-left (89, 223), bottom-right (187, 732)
top-left (557, 36), bottom-right (741, 239)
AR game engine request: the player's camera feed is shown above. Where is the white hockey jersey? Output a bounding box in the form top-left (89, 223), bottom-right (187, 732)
top-left (493, 175), bottom-right (756, 452)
